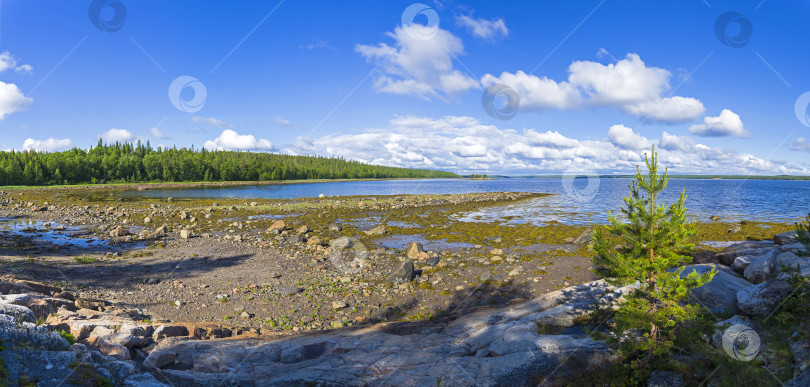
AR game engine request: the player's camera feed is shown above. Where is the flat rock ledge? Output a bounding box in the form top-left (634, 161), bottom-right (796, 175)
top-left (145, 280), bottom-right (635, 386)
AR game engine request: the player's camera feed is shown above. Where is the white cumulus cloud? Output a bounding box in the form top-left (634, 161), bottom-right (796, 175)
top-left (150, 127), bottom-right (168, 139)
top-left (607, 124), bottom-right (652, 150)
top-left (203, 129), bottom-right (273, 151)
top-left (22, 137), bottom-right (73, 152)
top-left (279, 115), bottom-right (807, 175)
top-left (0, 81), bottom-right (32, 120)
top-left (100, 128), bottom-right (135, 143)
top-left (688, 109), bottom-right (750, 137)
top-left (456, 15), bottom-right (508, 41)
top-left (356, 26), bottom-right (479, 100)
top-left (480, 53), bottom-right (705, 123)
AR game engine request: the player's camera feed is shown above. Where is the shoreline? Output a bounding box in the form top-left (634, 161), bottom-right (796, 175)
top-left (0, 177), bottom-right (458, 191)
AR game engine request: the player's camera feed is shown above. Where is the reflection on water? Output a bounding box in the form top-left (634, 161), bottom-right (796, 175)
top-left (0, 218), bottom-right (109, 248)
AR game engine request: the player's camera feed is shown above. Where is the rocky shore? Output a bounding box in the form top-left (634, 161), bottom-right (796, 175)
top-left (0, 187), bottom-right (805, 385)
top-left (0, 231), bottom-right (807, 385)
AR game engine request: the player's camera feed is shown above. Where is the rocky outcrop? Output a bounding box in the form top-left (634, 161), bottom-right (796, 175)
top-left (681, 264), bottom-right (752, 314)
top-left (143, 279), bottom-right (635, 386)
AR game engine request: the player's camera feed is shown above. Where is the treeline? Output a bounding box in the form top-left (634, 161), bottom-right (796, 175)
top-left (468, 174), bottom-right (489, 179)
top-left (0, 141), bottom-right (458, 186)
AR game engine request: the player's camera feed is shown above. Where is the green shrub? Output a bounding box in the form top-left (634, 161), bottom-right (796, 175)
top-left (57, 329), bottom-right (76, 345)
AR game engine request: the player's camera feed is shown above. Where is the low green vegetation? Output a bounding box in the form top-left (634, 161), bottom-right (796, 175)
top-left (0, 141), bottom-right (457, 186)
top-left (73, 256), bottom-right (98, 264)
top-left (57, 329), bottom-right (76, 345)
top-left (67, 362), bottom-right (113, 387)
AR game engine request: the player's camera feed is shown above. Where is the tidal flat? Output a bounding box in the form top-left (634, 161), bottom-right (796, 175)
top-left (0, 186), bottom-right (793, 335)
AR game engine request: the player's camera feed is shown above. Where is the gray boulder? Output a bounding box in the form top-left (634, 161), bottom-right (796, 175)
top-left (0, 302), bottom-right (36, 324)
top-left (777, 252), bottom-right (810, 276)
top-left (743, 251), bottom-right (778, 284)
top-left (329, 236), bottom-right (353, 250)
top-left (730, 256), bottom-right (751, 273)
top-left (387, 260), bottom-right (415, 284)
top-left (737, 278), bottom-right (792, 316)
top-left (774, 231), bottom-right (799, 245)
top-left (681, 264), bottom-right (752, 314)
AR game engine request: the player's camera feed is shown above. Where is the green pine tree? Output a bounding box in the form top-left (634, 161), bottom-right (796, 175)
top-left (590, 146), bottom-right (716, 359)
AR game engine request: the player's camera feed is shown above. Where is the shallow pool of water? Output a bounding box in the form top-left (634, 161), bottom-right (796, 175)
top-left (375, 234), bottom-right (475, 251)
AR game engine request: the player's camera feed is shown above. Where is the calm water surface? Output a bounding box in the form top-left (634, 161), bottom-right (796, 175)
top-left (123, 178), bottom-right (810, 225)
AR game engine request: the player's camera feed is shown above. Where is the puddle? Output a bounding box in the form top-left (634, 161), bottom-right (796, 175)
top-left (0, 218), bottom-right (113, 250)
top-left (386, 221), bottom-right (419, 228)
top-left (339, 216), bottom-right (383, 230)
top-left (375, 234), bottom-right (475, 251)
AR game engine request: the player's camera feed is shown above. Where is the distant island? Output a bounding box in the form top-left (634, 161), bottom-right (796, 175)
top-left (0, 141), bottom-right (458, 186)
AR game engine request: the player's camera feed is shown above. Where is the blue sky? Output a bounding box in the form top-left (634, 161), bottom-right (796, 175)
top-left (1, 0), bottom-right (809, 174)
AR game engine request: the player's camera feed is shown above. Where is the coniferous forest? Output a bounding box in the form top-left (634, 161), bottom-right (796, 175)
top-left (0, 141), bottom-right (458, 186)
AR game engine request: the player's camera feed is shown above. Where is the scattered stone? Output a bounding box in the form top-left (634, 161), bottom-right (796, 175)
top-left (364, 225), bottom-right (386, 236)
top-left (306, 236), bottom-right (322, 246)
top-left (387, 260), bottom-right (415, 284)
top-left (296, 225), bottom-right (308, 234)
top-left (267, 220), bottom-right (286, 233)
top-left (328, 224), bottom-right (342, 232)
top-left (179, 229), bottom-right (192, 239)
top-left (330, 236), bottom-right (353, 250)
top-left (110, 226), bottom-right (129, 237)
top-left (426, 255), bottom-right (440, 266)
top-left (143, 217), bottom-right (152, 224)
top-left (287, 234), bottom-right (304, 244)
top-left (75, 298), bottom-right (107, 311)
top-left (406, 241), bottom-right (425, 260)
top-left (331, 301), bottom-right (348, 309)
top-left (276, 286), bottom-right (303, 295)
